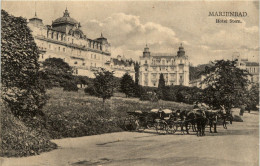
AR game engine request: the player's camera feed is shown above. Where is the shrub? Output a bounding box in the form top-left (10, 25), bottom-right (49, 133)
top-left (63, 81), bottom-right (79, 92)
top-left (120, 73), bottom-right (135, 97)
top-left (162, 85), bottom-right (202, 104)
top-left (1, 10), bottom-right (48, 117)
top-left (84, 85), bottom-right (96, 96)
top-left (0, 105), bottom-right (57, 157)
top-left (233, 115), bottom-right (243, 122)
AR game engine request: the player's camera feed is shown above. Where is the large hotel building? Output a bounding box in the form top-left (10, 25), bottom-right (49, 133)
top-left (28, 8), bottom-right (135, 79)
top-left (139, 44), bottom-right (189, 87)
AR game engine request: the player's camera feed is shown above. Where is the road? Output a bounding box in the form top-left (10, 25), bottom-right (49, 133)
top-left (1, 111), bottom-right (258, 166)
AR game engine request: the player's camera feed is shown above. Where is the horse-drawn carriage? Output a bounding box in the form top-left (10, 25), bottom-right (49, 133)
top-left (124, 109), bottom-right (193, 134)
top-left (124, 107), bottom-right (233, 136)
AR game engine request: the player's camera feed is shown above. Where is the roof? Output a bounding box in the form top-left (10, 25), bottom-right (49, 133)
top-left (52, 9), bottom-right (78, 26)
top-left (151, 53), bottom-right (176, 58)
top-left (245, 62), bottom-right (259, 66)
top-left (112, 59), bottom-right (131, 67)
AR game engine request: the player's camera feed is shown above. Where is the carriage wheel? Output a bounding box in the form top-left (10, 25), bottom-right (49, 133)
top-left (135, 119), bottom-right (145, 132)
top-left (123, 115), bottom-right (137, 131)
top-left (166, 122), bottom-right (176, 134)
top-left (146, 121), bottom-right (154, 129)
top-left (155, 121), bottom-right (167, 134)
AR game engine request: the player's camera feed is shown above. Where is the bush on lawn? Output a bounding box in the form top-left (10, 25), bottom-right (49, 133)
top-left (233, 115), bottom-right (243, 122)
top-left (62, 81), bottom-right (79, 92)
top-left (0, 104), bottom-right (57, 157)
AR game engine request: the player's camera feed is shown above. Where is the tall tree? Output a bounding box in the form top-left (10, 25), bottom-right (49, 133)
top-left (245, 83), bottom-right (259, 110)
top-left (120, 73), bottom-right (135, 97)
top-left (39, 58), bottom-right (74, 89)
top-left (134, 62), bottom-right (140, 85)
top-left (1, 9), bottom-right (48, 117)
top-left (201, 60), bottom-right (249, 110)
top-left (157, 73), bottom-right (166, 99)
top-left (92, 68), bottom-right (114, 108)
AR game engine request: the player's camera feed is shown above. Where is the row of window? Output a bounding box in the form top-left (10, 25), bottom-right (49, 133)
top-left (145, 67), bottom-right (184, 72)
top-left (145, 59), bottom-right (184, 65)
top-left (246, 67), bottom-right (258, 73)
top-left (74, 61), bottom-right (97, 67)
top-left (47, 31), bottom-right (102, 50)
top-left (46, 43), bottom-right (104, 59)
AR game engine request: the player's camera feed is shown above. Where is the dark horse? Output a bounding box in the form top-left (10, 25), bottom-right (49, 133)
top-left (188, 109), bottom-right (207, 136)
top-left (205, 110), bottom-right (218, 133)
top-left (173, 110), bottom-right (189, 134)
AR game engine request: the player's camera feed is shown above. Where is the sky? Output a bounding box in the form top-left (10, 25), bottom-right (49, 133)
top-left (2, 1), bottom-right (259, 66)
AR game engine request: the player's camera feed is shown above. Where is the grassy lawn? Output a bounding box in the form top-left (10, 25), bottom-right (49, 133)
top-left (43, 88), bottom-right (192, 139)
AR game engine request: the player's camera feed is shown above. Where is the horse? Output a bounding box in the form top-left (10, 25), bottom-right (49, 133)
top-left (185, 110), bottom-right (199, 135)
top-left (205, 110), bottom-right (218, 133)
top-left (173, 110), bottom-right (189, 134)
top-left (193, 109), bottom-right (208, 136)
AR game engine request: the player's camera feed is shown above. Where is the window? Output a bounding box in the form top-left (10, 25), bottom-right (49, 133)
top-left (74, 61), bottom-right (78, 64)
top-left (162, 60), bottom-right (165, 65)
top-left (145, 60), bottom-right (147, 64)
top-left (42, 55), bottom-right (44, 59)
top-left (58, 47), bottom-right (60, 51)
top-left (63, 48), bottom-right (65, 52)
top-left (75, 69), bottom-right (78, 75)
top-left (82, 63), bottom-right (85, 66)
top-left (72, 39), bottom-right (74, 44)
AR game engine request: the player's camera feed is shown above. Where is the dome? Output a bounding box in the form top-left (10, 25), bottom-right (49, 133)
top-left (52, 8), bottom-right (78, 26)
top-left (177, 43), bottom-right (185, 57)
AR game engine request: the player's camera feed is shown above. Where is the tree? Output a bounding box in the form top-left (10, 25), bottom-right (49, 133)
top-left (120, 73), bottom-right (135, 97)
top-left (157, 73), bottom-right (166, 99)
top-left (1, 10), bottom-right (48, 117)
top-left (39, 58), bottom-right (77, 91)
top-left (134, 62), bottom-right (140, 85)
top-left (201, 60), bottom-right (250, 110)
top-left (88, 68), bottom-right (114, 108)
top-left (245, 83), bottom-right (259, 110)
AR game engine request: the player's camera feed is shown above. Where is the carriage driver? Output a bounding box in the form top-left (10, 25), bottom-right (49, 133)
top-left (158, 107), bottom-right (166, 120)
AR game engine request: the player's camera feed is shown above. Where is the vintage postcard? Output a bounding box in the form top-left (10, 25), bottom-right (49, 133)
top-left (1, 1), bottom-right (259, 166)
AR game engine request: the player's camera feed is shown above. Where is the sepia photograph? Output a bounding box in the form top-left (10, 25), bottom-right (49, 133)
top-left (1, 1), bottom-right (259, 166)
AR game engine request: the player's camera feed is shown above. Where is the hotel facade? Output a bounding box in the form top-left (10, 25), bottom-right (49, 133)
top-left (139, 44), bottom-right (189, 87)
top-left (28, 8), bottom-right (135, 78)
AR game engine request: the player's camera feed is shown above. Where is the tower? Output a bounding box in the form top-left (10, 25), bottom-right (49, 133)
top-left (143, 44), bottom-right (151, 57)
top-left (177, 43), bottom-right (185, 57)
